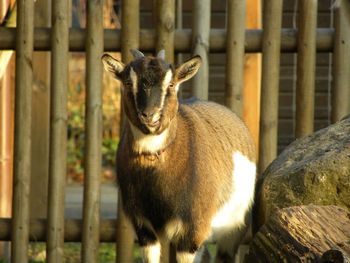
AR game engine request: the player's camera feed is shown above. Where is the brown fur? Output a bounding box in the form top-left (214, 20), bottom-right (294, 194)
top-left (102, 52), bottom-right (256, 257)
top-left (117, 99), bottom-right (255, 251)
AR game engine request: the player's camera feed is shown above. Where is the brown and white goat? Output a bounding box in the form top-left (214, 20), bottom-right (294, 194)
top-left (102, 50), bottom-right (256, 263)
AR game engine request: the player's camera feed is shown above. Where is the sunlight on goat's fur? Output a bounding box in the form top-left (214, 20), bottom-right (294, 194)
top-left (211, 151), bottom-right (256, 233)
top-left (102, 50), bottom-right (256, 263)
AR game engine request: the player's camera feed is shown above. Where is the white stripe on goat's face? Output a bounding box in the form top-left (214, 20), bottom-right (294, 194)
top-left (130, 67), bottom-right (138, 97)
top-left (101, 53), bottom-right (202, 151)
top-left (160, 70), bottom-right (173, 109)
top-left (125, 59), bottom-right (175, 135)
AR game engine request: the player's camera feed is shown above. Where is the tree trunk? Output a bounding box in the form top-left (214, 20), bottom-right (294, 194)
top-left (245, 205), bottom-right (350, 262)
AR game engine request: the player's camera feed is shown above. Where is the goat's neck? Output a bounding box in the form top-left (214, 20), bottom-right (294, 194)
top-left (128, 117), bottom-right (177, 155)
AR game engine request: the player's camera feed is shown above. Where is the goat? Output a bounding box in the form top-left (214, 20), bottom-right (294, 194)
top-left (102, 50), bottom-right (256, 263)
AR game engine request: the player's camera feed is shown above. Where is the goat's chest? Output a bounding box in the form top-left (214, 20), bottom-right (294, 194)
top-left (117, 158), bottom-right (188, 229)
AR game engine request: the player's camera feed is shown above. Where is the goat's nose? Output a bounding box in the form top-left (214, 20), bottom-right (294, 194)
top-left (141, 110), bottom-right (153, 119)
top-left (139, 109), bottom-right (159, 123)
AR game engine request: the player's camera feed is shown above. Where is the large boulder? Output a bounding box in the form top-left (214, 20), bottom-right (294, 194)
top-left (255, 116), bottom-right (350, 229)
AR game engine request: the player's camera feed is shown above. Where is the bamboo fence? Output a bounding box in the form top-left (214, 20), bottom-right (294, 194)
top-left (0, 0), bottom-right (349, 262)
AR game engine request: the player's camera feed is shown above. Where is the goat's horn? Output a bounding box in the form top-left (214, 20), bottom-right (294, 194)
top-left (130, 49), bottom-right (145, 59)
top-left (157, 49), bottom-right (165, 60)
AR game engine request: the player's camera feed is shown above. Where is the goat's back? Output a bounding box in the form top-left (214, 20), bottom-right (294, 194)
top-left (178, 99), bottom-right (256, 163)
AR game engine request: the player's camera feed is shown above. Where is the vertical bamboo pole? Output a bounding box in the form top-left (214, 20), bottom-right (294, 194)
top-left (155, 1), bottom-right (175, 261)
top-left (46, 0), bottom-right (69, 262)
top-left (116, 0), bottom-right (140, 262)
top-left (82, 0), bottom-right (103, 262)
top-left (155, 0), bottom-right (175, 62)
top-left (175, 0), bottom-right (183, 99)
top-left (11, 0), bottom-right (34, 261)
top-left (258, 0), bottom-right (283, 174)
top-left (31, 0), bottom-right (51, 222)
top-left (332, 0), bottom-right (350, 123)
top-left (225, 0), bottom-right (246, 117)
top-left (192, 0), bottom-right (210, 100)
top-left (176, 0), bottom-right (183, 65)
top-left (295, 0), bottom-right (317, 138)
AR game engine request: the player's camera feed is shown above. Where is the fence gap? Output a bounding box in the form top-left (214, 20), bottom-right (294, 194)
top-left (192, 0), bottom-right (210, 100)
top-left (331, 0), bottom-right (350, 123)
top-left (243, 0), bottom-right (261, 154)
top-left (81, 0), bottom-right (103, 262)
top-left (115, 0), bottom-right (140, 262)
top-left (258, 0), bottom-right (283, 174)
top-left (46, 0), bottom-right (69, 262)
top-left (295, 0), bottom-right (317, 138)
top-left (225, 0), bottom-right (246, 117)
top-left (11, 0), bottom-right (34, 261)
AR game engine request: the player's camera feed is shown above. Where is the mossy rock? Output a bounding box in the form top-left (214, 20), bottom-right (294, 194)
top-left (255, 116), bottom-right (350, 229)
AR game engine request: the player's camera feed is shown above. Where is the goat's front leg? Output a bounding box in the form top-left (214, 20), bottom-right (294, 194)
top-left (175, 229), bottom-right (209, 263)
top-left (141, 242), bottom-right (161, 263)
top-left (134, 225), bottom-right (161, 263)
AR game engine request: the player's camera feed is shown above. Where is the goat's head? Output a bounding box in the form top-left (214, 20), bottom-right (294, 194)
top-left (102, 50), bottom-right (201, 135)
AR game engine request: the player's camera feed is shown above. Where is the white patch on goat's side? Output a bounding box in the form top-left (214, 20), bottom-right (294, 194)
top-left (164, 218), bottom-right (185, 241)
top-left (160, 70), bottom-right (173, 109)
top-left (141, 242), bottom-right (161, 263)
top-left (211, 151), bottom-right (256, 238)
top-left (129, 122), bottom-right (169, 154)
top-left (176, 252), bottom-right (196, 263)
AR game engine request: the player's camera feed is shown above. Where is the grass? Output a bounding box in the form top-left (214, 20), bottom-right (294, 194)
top-left (0, 243), bottom-right (141, 263)
top-left (0, 243), bottom-right (217, 263)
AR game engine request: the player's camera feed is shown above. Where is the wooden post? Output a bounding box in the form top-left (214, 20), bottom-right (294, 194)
top-left (116, 0), bottom-right (140, 262)
top-left (295, 0), bottom-right (317, 138)
top-left (81, 0), bottom-right (103, 262)
top-left (11, 0), bottom-right (34, 261)
top-left (176, 0), bottom-right (183, 65)
top-left (46, 0), bottom-right (68, 262)
top-left (155, 0), bottom-right (175, 62)
top-left (192, 0), bottom-right (210, 100)
top-left (331, 0), bottom-right (350, 123)
top-left (225, 0), bottom-right (246, 117)
top-left (155, 1), bottom-right (176, 261)
top-left (175, 0), bottom-right (183, 99)
top-left (258, 0), bottom-right (283, 174)
top-left (30, 0), bottom-right (51, 222)
top-left (243, 0), bottom-right (261, 154)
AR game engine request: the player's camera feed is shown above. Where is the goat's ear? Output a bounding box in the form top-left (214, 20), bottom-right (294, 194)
top-left (174, 55), bottom-right (202, 84)
top-left (102, 54), bottom-right (125, 80)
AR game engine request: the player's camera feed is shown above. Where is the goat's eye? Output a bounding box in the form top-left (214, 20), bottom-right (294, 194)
top-left (124, 81), bottom-right (132, 88)
top-left (168, 83), bottom-right (174, 89)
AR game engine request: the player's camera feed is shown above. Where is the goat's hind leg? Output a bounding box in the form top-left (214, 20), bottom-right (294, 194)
top-left (215, 225), bottom-right (248, 263)
top-left (215, 223), bottom-right (248, 263)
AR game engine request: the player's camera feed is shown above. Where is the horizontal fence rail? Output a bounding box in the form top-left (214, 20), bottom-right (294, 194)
top-left (0, 218), bottom-right (117, 242)
top-left (0, 28), bottom-right (335, 52)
